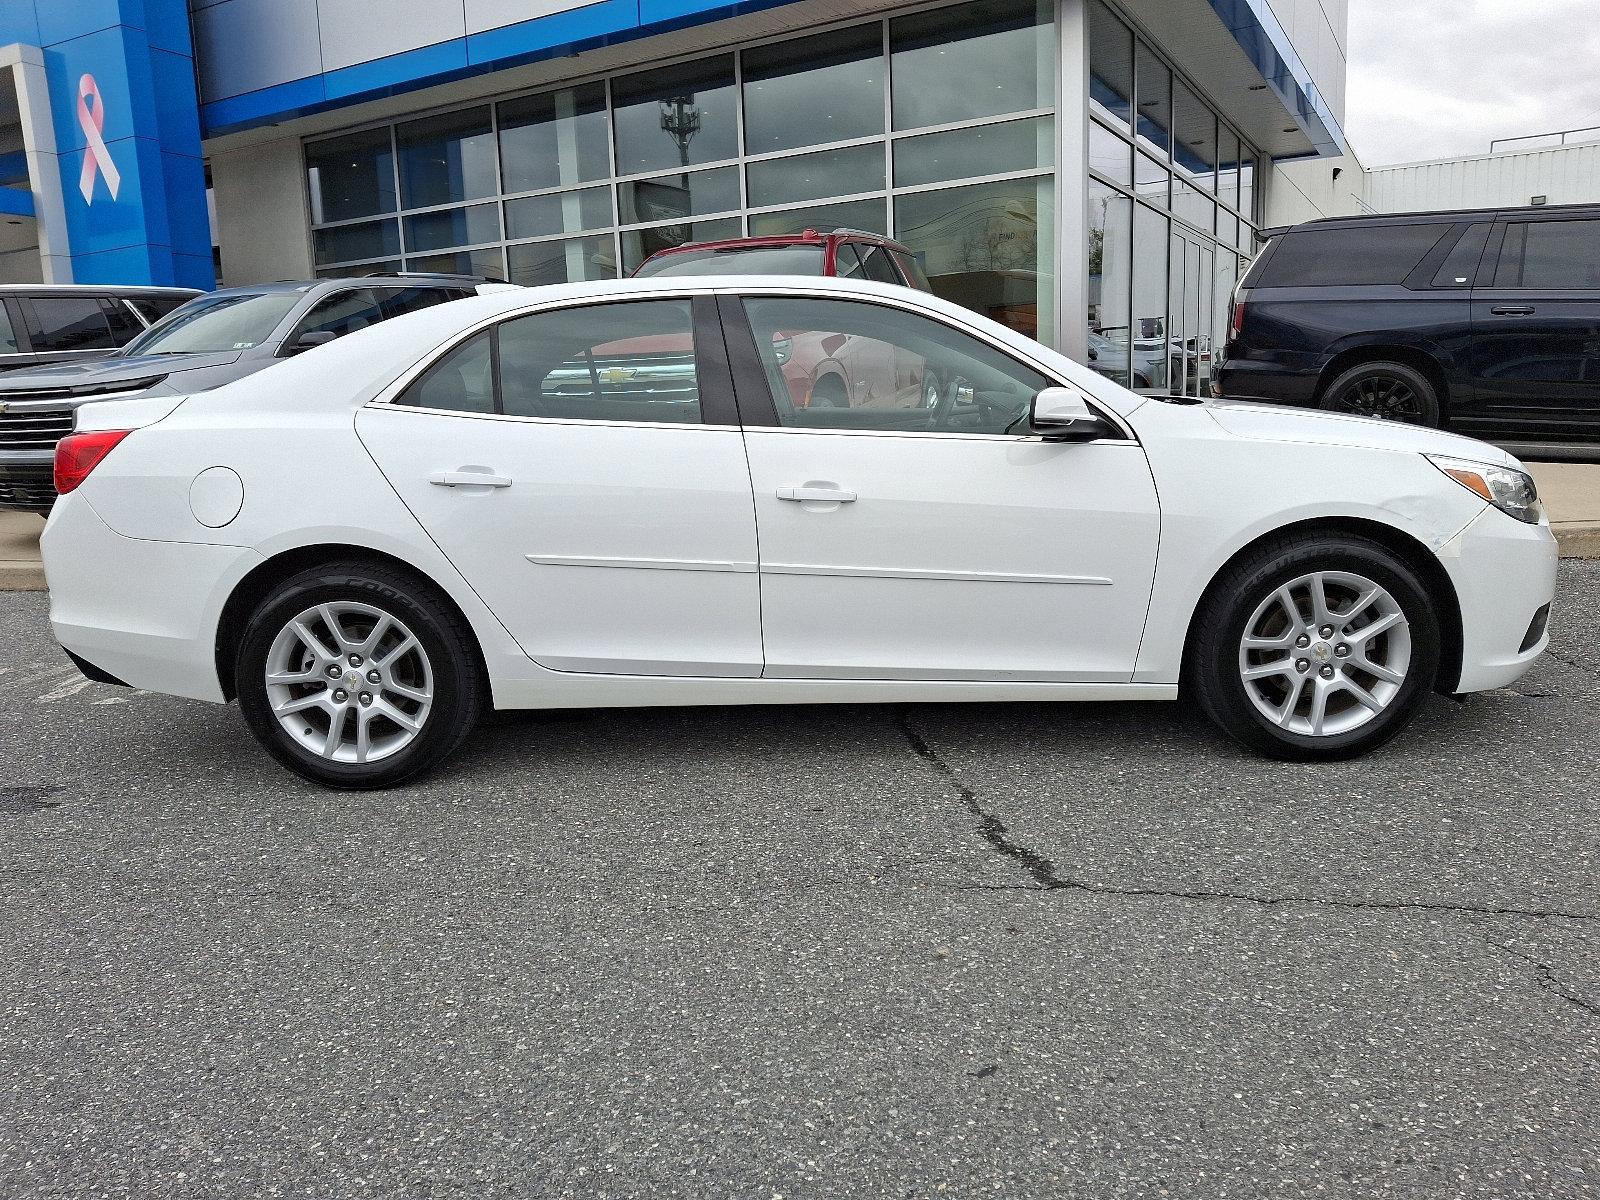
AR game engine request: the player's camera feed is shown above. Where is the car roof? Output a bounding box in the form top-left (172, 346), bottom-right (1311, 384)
top-left (198, 276), bottom-right (477, 301)
top-left (642, 229), bottom-right (915, 260)
top-left (0, 283), bottom-right (202, 297)
top-left (1270, 199), bottom-right (1600, 238)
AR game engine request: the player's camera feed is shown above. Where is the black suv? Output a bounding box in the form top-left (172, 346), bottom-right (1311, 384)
top-left (1218, 203), bottom-right (1600, 443)
top-left (0, 284), bottom-right (200, 373)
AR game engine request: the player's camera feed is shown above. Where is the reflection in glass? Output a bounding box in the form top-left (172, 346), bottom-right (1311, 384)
top-left (1216, 127), bottom-right (1239, 210)
top-left (743, 26), bottom-right (884, 154)
top-left (313, 218), bottom-right (399, 266)
top-left (498, 83), bottom-right (609, 194)
top-left (619, 167), bottom-right (740, 225)
top-left (1171, 79), bottom-right (1216, 191)
top-left (750, 199), bottom-right (886, 237)
top-left (1238, 148), bottom-right (1256, 222)
top-left (506, 186), bottom-right (613, 240)
top-left (1133, 44), bottom-right (1169, 158)
top-left (307, 128), bottom-right (395, 223)
top-left (507, 234), bottom-right (618, 285)
top-left (1087, 120), bottom-right (1129, 186)
top-left (748, 143), bottom-right (884, 208)
top-left (895, 117), bottom-right (1053, 188)
top-left (1088, 0), bottom-right (1133, 127)
top-left (406, 247), bottom-right (506, 279)
top-left (621, 217), bottom-right (742, 272)
top-left (894, 175), bottom-right (1053, 343)
top-left (1087, 179), bottom-right (1132, 386)
top-left (404, 203), bottom-right (502, 252)
top-left (396, 108), bottom-right (497, 208)
top-left (612, 58), bottom-right (738, 175)
top-left (1171, 177), bottom-right (1213, 235)
top-left (1132, 203), bottom-right (1167, 390)
top-left (890, 0), bottom-right (1051, 130)
top-left (1134, 151), bottom-right (1167, 208)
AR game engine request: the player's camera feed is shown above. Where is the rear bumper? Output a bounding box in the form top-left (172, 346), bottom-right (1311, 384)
top-left (0, 453), bottom-right (56, 512)
top-left (42, 493), bottom-right (259, 702)
top-left (1215, 359), bottom-right (1320, 407)
top-left (1440, 506), bottom-right (1559, 693)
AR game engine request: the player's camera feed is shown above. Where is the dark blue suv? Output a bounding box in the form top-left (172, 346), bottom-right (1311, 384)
top-left (1218, 203), bottom-right (1600, 446)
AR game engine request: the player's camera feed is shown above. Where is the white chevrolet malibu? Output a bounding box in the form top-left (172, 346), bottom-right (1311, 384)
top-left (41, 277), bottom-right (1556, 787)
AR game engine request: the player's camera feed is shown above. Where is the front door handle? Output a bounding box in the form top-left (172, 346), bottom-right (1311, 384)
top-left (430, 469), bottom-right (512, 488)
top-left (1490, 305), bottom-right (1536, 316)
top-left (777, 485), bottom-right (857, 503)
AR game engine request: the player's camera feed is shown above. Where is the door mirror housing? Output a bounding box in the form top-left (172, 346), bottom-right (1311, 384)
top-left (289, 329), bottom-right (337, 354)
top-left (1029, 386), bottom-right (1110, 441)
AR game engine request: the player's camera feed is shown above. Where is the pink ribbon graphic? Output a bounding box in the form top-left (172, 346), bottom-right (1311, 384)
top-left (77, 74), bottom-right (121, 204)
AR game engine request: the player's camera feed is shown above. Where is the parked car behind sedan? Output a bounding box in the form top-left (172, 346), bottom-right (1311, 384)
top-left (41, 276), bottom-right (1555, 788)
top-left (1217, 202), bottom-right (1600, 447)
top-left (0, 274), bottom-right (495, 512)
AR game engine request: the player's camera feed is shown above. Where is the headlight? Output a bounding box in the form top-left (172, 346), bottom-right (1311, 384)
top-left (1425, 454), bottom-right (1543, 524)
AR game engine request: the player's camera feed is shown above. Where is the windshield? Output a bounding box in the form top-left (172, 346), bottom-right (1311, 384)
top-left (121, 291), bottom-right (303, 355)
top-left (635, 245), bottom-right (826, 278)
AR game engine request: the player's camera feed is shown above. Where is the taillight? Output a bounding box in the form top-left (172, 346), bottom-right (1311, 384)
top-left (54, 429), bottom-right (133, 495)
top-left (1230, 292), bottom-right (1247, 338)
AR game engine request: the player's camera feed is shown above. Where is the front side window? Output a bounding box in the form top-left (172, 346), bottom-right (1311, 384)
top-left (295, 289), bottom-right (387, 343)
top-left (1497, 220), bottom-right (1600, 289)
top-left (741, 295), bottom-right (1050, 434)
top-left (27, 298), bottom-right (115, 352)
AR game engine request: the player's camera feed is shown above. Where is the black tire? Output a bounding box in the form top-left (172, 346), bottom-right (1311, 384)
top-left (1319, 360), bottom-right (1441, 426)
top-left (1187, 533), bottom-right (1442, 761)
top-left (235, 561), bottom-right (483, 789)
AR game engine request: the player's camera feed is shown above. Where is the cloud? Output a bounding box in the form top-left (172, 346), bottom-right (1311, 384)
top-left (1346, 0), bottom-right (1600, 166)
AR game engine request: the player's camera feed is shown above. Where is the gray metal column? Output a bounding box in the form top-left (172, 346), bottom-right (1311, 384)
top-left (1053, 0), bottom-right (1088, 361)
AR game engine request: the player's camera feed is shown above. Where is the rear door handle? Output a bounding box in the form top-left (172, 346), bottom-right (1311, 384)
top-left (1490, 305), bottom-right (1535, 316)
top-left (430, 469), bottom-right (512, 488)
top-left (777, 485), bottom-right (857, 503)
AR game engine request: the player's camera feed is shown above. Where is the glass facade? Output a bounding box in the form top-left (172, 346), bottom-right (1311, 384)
top-left (1086, 0), bottom-right (1259, 395)
top-left (305, 0), bottom-right (1055, 343)
top-left (303, 0), bottom-right (1259, 369)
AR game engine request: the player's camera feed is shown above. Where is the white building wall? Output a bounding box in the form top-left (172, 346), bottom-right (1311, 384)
top-left (1264, 151), bottom-right (1367, 225)
top-left (1260, 0), bottom-right (1347, 126)
top-left (209, 135), bottom-right (312, 286)
top-left (1366, 141), bottom-right (1600, 214)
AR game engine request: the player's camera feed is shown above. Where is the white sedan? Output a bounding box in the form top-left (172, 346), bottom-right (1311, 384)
top-left (41, 277), bottom-right (1556, 787)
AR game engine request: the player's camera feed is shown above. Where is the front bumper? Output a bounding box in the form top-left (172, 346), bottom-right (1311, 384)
top-left (1439, 505), bottom-right (1560, 693)
top-left (0, 453), bottom-right (56, 512)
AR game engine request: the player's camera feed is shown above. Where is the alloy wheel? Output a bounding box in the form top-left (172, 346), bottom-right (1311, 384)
top-left (1329, 374), bottom-right (1422, 422)
top-left (1236, 570), bottom-right (1411, 737)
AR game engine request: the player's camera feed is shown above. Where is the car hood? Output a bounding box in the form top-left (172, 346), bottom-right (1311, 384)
top-left (0, 351), bottom-right (244, 393)
top-left (1203, 399), bottom-right (1518, 468)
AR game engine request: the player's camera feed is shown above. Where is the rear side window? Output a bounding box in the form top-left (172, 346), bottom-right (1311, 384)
top-left (854, 243), bottom-right (902, 285)
top-left (26, 297), bottom-right (116, 351)
top-left (102, 299), bottom-right (143, 342)
top-left (0, 304), bottom-right (20, 354)
top-left (379, 286), bottom-right (460, 319)
top-left (1431, 223), bottom-right (1491, 287)
top-left (1258, 223), bottom-right (1453, 286)
top-left (127, 296), bottom-right (192, 325)
top-left (1494, 219), bottom-right (1600, 289)
top-left (395, 330), bottom-right (495, 413)
top-left (892, 250), bottom-right (931, 291)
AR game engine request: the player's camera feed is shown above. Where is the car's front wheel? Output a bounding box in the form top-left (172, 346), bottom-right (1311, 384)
top-left (1188, 534), bottom-right (1441, 760)
top-left (235, 562), bottom-right (483, 788)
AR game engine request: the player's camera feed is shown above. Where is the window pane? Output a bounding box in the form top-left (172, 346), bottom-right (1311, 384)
top-left (1088, 120), bottom-right (1130, 186)
top-left (1088, 1), bottom-right (1133, 128)
top-left (403, 203), bottom-right (502, 252)
top-left (893, 175), bottom-right (1053, 343)
top-left (742, 295), bottom-right (1050, 434)
top-left (890, 0), bottom-right (1052, 130)
top-left (102, 299), bottom-right (142, 342)
top-left (1510, 220), bottom-right (1600, 288)
top-left (313, 218), bottom-right (400, 266)
top-left (396, 108), bottom-right (497, 208)
top-left (1216, 127), bottom-right (1240, 211)
top-left (380, 286), bottom-right (463, 319)
top-left (498, 82), bottom-right (609, 193)
top-left (747, 143), bottom-right (884, 208)
top-left (1087, 179), bottom-right (1131, 386)
top-left (307, 128), bottom-right (396, 223)
top-left (1134, 152), bottom-right (1167, 208)
top-left (1260, 223), bottom-right (1453, 286)
top-left (1171, 80), bottom-right (1215, 191)
top-left (1134, 44), bottom-right (1170, 157)
top-left (613, 57), bottom-right (738, 175)
top-left (894, 117), bottom-right (1053, 188)
top-left (619, 167), bottom-right (740, 225)
top-left (1238, 146), bottom-right (1257, 222)
top-left (1132, 204), bottom-right (1168, 390)
top-left (507, 234), bottom-right (619, 286)
top-left (498, 300), bottom-right (701, 423)
top-left (297, 288), bottom-right (386, 340)
top-left (315, 260), bottom-right (400, 279)
top-left (405, 248), bottom-right (506, 279)
top-left (506, 186), bottom-right (613, 240)
top-left (28, 299), bottom-right (114, 351)
top-left (1431, 223), bottom-right (1491, 287)
top-left (621, 217), bottom-right (742, 273)
top-left (750, 199), bottom-right (886, 237)
top-left (1172, 179), bottom-right (1213, 235)
top-left (856, 242), bottom-right (902, 284)
top-left (396, 331), bottom-right (495, 413)
top-left (742, 25), bottom-right (884, 154)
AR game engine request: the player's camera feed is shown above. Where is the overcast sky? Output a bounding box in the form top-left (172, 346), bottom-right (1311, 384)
top-left (1345, 0), bottom-right (1600, 166)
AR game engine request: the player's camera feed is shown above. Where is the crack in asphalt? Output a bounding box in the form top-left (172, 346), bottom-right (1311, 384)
top-left (1482, 937), bottom-right (1600, 1020)
top-left (895, 708), bottom-right (1599, 925)
top-left (1543, 645), bottom-right (1600, 686)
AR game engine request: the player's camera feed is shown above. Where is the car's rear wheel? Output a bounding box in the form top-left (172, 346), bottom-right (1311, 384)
top-left (1320, 360), bottom-right (1440, 426)
top-left (808, 376), bottom-right (848, 408)
top-left (1188, 534), bottom-right (1441, 760)
top-left (235, 562), bottom-right (482, 788)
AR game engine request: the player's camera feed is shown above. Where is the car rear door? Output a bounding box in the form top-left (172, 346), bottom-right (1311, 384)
top-left (356, 293), bottom-right (764, 678)
top-left (1466, 214), bottom-right (1600, 437)
top-left (723, 290), bottom-right (1160, 682)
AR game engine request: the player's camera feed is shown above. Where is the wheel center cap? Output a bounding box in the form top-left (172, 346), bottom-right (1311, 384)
top-left (345, 671), bottom-right (362, 689)
top-left (1311, 641), bottom-right (1334, 663)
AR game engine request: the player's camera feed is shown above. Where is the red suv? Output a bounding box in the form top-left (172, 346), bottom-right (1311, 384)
top-left (633, 228), bottom-right (931, 291)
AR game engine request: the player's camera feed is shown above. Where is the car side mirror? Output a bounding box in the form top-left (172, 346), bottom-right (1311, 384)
top-left (1029, 386), bottom-right (1110, 442)
top-left (290, 329), bottom-right (337, 353)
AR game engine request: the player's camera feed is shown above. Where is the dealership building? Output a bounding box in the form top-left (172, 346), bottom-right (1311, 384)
top-left (0, 0), bottom-right (1347, 391)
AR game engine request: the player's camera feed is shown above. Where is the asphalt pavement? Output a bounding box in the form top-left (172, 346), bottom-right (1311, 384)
top-left (1, 567), bottom-right (1597, 1197)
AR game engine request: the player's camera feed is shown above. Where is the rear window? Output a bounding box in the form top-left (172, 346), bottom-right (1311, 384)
top-left (1258, 223), bottom-right (1454, 287)
top-left (635, 245), bottom-right (826, 278)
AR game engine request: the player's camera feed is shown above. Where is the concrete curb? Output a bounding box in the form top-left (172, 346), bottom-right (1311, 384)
top-left (0, 563), bottom-right (46, 591)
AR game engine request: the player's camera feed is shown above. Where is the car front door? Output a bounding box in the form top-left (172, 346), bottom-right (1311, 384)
top-left (1466, 216), bottom-right (1600, 437)
top-left (724, 292), bottom-right (1161, 682)
top-left (356, 295), bottom-right (764, 677)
